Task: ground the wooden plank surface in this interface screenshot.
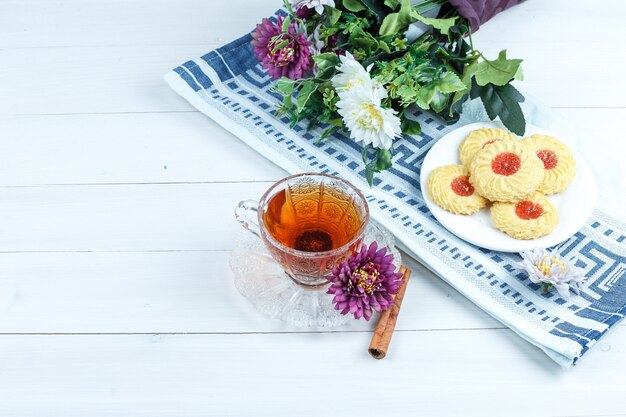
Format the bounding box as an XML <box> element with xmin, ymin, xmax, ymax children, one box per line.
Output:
<box><xmin>0</xmin><ymin>251</ymin><xmax>505</xmax><ymax>333</ymax></box>
<box><xmin>0</xmin><ymin>332</ymin><xmax>624</xmax><ymax>417</ymax></box>
<box><xmin>0</xmin><ymin>113</ymin><xmax>285</xmax><ymax>186</ymax></box>
<box><xmin>0</xmin><ymin>0</ymin><xmax>625</xmax><ymax>415</ymax></box>
<box><xmin>1</xmin><ymin>42</ymin><xmax>623</xmax><ymax>115</ymax></box>
<box><xmin>0</xmin><ymin>109</ymin><xmax>622</xmax><ymax>187</ymax></box>
<box><xmin>0</xmin><ymin>0</ymin><xmax>278</xmax><ymax>48</ymax></box>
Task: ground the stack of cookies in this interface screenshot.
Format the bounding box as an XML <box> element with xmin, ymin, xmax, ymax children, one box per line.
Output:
<box><xmin>427</xmin><ymin>127</ymin><xmax>577</xmax><ymax>240</ymax></box>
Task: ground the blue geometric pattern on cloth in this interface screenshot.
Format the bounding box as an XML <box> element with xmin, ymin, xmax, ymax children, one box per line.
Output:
<box><xmin>165</xmin><ymin>25</ymin><xmax>626</xmax><ymax>368</ymax></box>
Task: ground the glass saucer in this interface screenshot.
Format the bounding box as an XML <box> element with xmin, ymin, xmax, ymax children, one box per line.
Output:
<box><xmin>229</xmin><ymin>221</ymin><xmax>401</xmax><ymax>327</ymax></box>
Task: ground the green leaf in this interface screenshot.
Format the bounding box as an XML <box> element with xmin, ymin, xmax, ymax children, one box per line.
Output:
<box><xmin>282</xmin><ymin>0</ymin><xmax>295</xmax><ymax>14</ymax></box>
<box><xmin>379</xmin><ymin>0</ymin><xmax>412</xmax><ymax>36</ymax></box>
<box><xmin>349</xmin><ymin>27</ymin><xmax>378</xmax><ymax>51</ymax></box>
<box><xmin>478</xmin><ymin>82</ymin><xmax>526</xmax><ymax>135</ymax></box>
<box><xmin>474</xmin><ymin>50</ymin><xmax>523</xmax><ymax>86</ymax></box>
<box><xmin>343</xmin><ymin>0</ymin><xmax>367</xmax><ymax>12</ymax></box>
<box><xmin>513</xmin><ymin>65</ymin><xmax>524</xmax><ymax>82</ymax></box>
<box><xmin>362</xmin><ymin>146</ymin><xmax>370</xmax><ymax>164</ymax></box>
<box><xmin>281</xmin><ymin>16</ymin><xmax>291</xmax><ymax>33</ymax></box>
<box><xmin>362</xmin><ymin>0</ymin><xmax>390</xmax><ymax>23</ymax></box>
<box><xmin>361</xmin><ymin>49</ymin><xmax>405</xmax><ymax>68</ymax></box>
<box><xmin>448</xmin><ymin>93</ymin><xmax>468</xmax><ymax>118</ymax></box>
<box><xmin>316</xmin><ymin>126</ymin><xmax>338</xmax><ymax>143</ymax></box>
<box><xmin>469</xmin><ymin>77</ymin><xmax>481</xmax><ymax>99</ymax></box>
<box><xmin>430</xmin><ymin>90</ymin><xmax>448</xmax><ymax>113</ymax></box>
<box><xmin>377</xmin><ymin>39</ymin><xmax>391</xmax><ymax>53</ymax></box>
<box><xmin>450</xmin><ymin>61</ymin><xmax>477</xmax><ymax>115</ymax></box>
<box><xmin>397</xmin><ymin>84</ymin><xmax>416</xmax><ymax>101</ymax></box>
<box><xmin>384</xmin><ymin>0</ymin><xmax>400</xmax><ymax>10</ymax></box>
<box><xmin>328</xmin><ymin>118</ymin><xmax>344</xmax><ymax>127</ymax></box>
<box><xmin>365</xmin><ymin>166</ymin><xmax>375</xmax><ymax>187</ymax></box>
<box><xmin>415</xmin><ymin>85</ymin><xmax>436</xmax><ymax>109</ymax></box>
<box><xmin>375</xmin><ymin>148</ymin><xmax>393</xmax><ymax>170</ymax></box>
<box><xmin>448</xmin><ymin>22</ymin><xmax>470</xmax><ymax>43</ymax></box>
<box><xmin>315</xmin><ymin>66</ymin><xmax>338</xmax><ymax>81</ymax></box>
<box><xmin>327</xmin><ymin>6</ymin><xmax>342</xmax><ymax>25</ymax></box>
<box><xmin>364</xmin><ymin>147</ymin><xmax>393</xmax><ymax>186</ymax></box>
<box><xmin>434</xmin><ymin>72</ymin><xmax>466</xmax><ymax>93</ymax></box>
<box><xmin>409</xmin><ymin>11</ymin><xmax>457</xmax><ymax>35</ymax></box>
<box><xmin>313</xmin><ymin>53</ymin><xmax>340</xmax><ymax>70</ymax></box>
<box><xmin>275</xmin><ymin>78</ymin><xmax>295</xmax><ymax>96</ymax></box>
<box><xmin>297</xmin><ymin>82</ymin><xmax>317</xmax><ymax>113</ymax></box>
<box><xmin>361</xmin><ymin>145</ymin><xmax>394</xmax><ymax>186</ymax></box>
<box><xmin>282</xmin><ymin>94</ymin><xmax>295</xmax><ymax>111</ymax></box>
<box><xmin>400</xmin><ymin>116</ymin><xmax>421</xmax><ymax>135</ymax></box>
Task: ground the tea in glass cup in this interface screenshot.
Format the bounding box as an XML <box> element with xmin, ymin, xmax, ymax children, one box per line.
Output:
<box><xmin>235</xmin><ymin>173</ymin><xmax>369</xmax><ymax>287</ymax></box>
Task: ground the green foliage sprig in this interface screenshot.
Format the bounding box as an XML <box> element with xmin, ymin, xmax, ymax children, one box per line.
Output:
<box><xmin>272</xmin><ymin>0</ymin><xmax>525</xmax><ymax>185</ymax></box>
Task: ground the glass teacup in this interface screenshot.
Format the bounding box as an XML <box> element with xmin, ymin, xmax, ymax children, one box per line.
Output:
<box><xmin>235</xmin><ymin>173</ymin><xmax>370</xmax><ymax>287</ymax></box>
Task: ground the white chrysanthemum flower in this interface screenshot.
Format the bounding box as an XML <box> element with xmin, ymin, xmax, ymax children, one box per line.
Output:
<box><xmin>517</xmin><ymin>248</ymin><xmax>586</xmax><ymax>297</ymax></box>
<box><xmin>331</xmin><ymin>52</ymin><xmax>385</xmax><ymax>98</ymax></box>
<box><xmin>290</xmin><ymin>0</ymin><xmax>335</xmax><ymax>15</ymax></box>
<box><xmin>336</xmin><ymin>86</ymin><xmax>402</xmax><ymax>150</ymax></box>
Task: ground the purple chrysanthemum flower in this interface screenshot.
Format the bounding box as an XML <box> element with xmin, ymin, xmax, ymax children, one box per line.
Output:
<box><xmin>326</xmin><ymin>242</ymin><xmax>403</xmax><ymax>321</ymax></box>
<box><xmin>250</xmin><ymin>16</ymin><xmax>312</xmax><ymax>80</ymax></box>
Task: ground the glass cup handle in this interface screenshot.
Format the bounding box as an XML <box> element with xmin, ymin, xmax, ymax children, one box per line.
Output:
<box><xmin>235</xmin><ymin>200</ymin><xmax>261</xmax><ymax>237</ymax></box>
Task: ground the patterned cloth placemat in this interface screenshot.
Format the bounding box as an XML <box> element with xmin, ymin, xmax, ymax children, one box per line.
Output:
<box><xmin>164</xmin><ymin>25</ymin><xmax>626</xmax><ymax>368</ymax></box>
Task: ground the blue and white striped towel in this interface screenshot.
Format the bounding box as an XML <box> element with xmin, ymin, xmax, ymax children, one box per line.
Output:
<box><xmin>164</xmin><ymin>25</ymin><xmax>626</xmax><ymax>368</ymax></box>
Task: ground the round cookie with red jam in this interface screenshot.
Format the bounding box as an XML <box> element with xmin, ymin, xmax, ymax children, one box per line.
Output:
<box><xmin>459</xmin><ymin>128</ymin><xmax>514</xmax><ymax>168</ymax></box>
<box><xmin>523</xmin><ymin>134</ymin><xmax>576</xmax><ymax>195</ymax></box>
<box><xmin>427</xmin><ymin>165</ymin><xmax>488</xmax><ymax>215</ymax></box>
<box><xmin>491</xmin><ymin>192</ymin><xmax>558</xmax><ymax>239</ymax></box>
<box><xmin>469</xmin><ymin>140</ymin><xmax>543</xmax><ymax>202</ymax></box>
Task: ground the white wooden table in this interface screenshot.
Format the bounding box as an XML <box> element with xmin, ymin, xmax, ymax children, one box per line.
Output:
<box><xmin>1</xmin><ymin>1</ymin><xmax>625</xmax><ymax>415</ymax></box>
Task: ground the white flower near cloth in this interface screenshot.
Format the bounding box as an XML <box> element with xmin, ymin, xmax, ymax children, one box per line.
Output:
<box><xmin>332</xmin><ymin>52</ymin><xmax>384</xmax><ymax>97</ymax></box>
<box><xmin>290</xmin><ymin>0</ymin><xmax>335</xmax><ymax>15</ymax></box>
<box><xmin>517</xmin><ymin>248</ymin><xmax>586</xmax><ymax>298</ymax></box>
<box><xmin>332</xmin><ymin>52</ymin><xmax>401</xmax><ymax>150</ymax></box>
<box><xmin>336</xmin><ymin>85</ymin><xmax>402</xmax><ymax>150</ymax></box>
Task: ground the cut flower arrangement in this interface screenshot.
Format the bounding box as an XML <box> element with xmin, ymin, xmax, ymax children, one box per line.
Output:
<box><xmin>252</xmin><ymin>0</ymin><xmax>526</xmax><ymax>184</ymax></box>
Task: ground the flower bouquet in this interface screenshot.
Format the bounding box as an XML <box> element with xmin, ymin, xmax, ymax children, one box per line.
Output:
<box><xmin>251</xmin><ymin>0</ymin><xmax>525</xmax><ymax>184</ymax></box>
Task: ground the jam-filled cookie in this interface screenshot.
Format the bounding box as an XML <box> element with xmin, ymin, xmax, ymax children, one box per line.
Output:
<box><xmin>491</xmin><ymin>192</ymin><xmax>558</xmax><ymax>240</ymax></box>
<box><xmin>523</xmin><ymin>134</ymin><xmax>576</xmax><ymax>195</ymax></box>
<box><xmin>427</xmin><ymin>165</ymin><xmax>489</xmax><ymax>215</ymax></box>
<box><xmin>459</xmin><ymin>128</ymin><xmax>514</xmax><ymax>168</ymax></box>
<box><xmin>469</xmin><ymin>140</ymin><xmax>543</xmax><ymax>202</ymax></box>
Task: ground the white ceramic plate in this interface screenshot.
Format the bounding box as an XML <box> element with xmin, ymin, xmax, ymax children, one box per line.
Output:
<box><xmin>420</xmin><ymin>121</ymin><xmax>596</xmax><ymax>252</ymax></box>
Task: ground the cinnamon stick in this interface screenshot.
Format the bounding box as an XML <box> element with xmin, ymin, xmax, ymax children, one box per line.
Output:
<box><xmin>368</xmin><ymin>265</ymin><xmax>411</xmax><ymax>359</ymax></box>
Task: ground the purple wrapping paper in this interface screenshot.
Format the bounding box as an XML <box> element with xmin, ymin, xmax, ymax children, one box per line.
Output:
<box><xmin>448</xmin><ymin>0</ymin><xmax>526</xmax><ymax>30</ymax></box>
